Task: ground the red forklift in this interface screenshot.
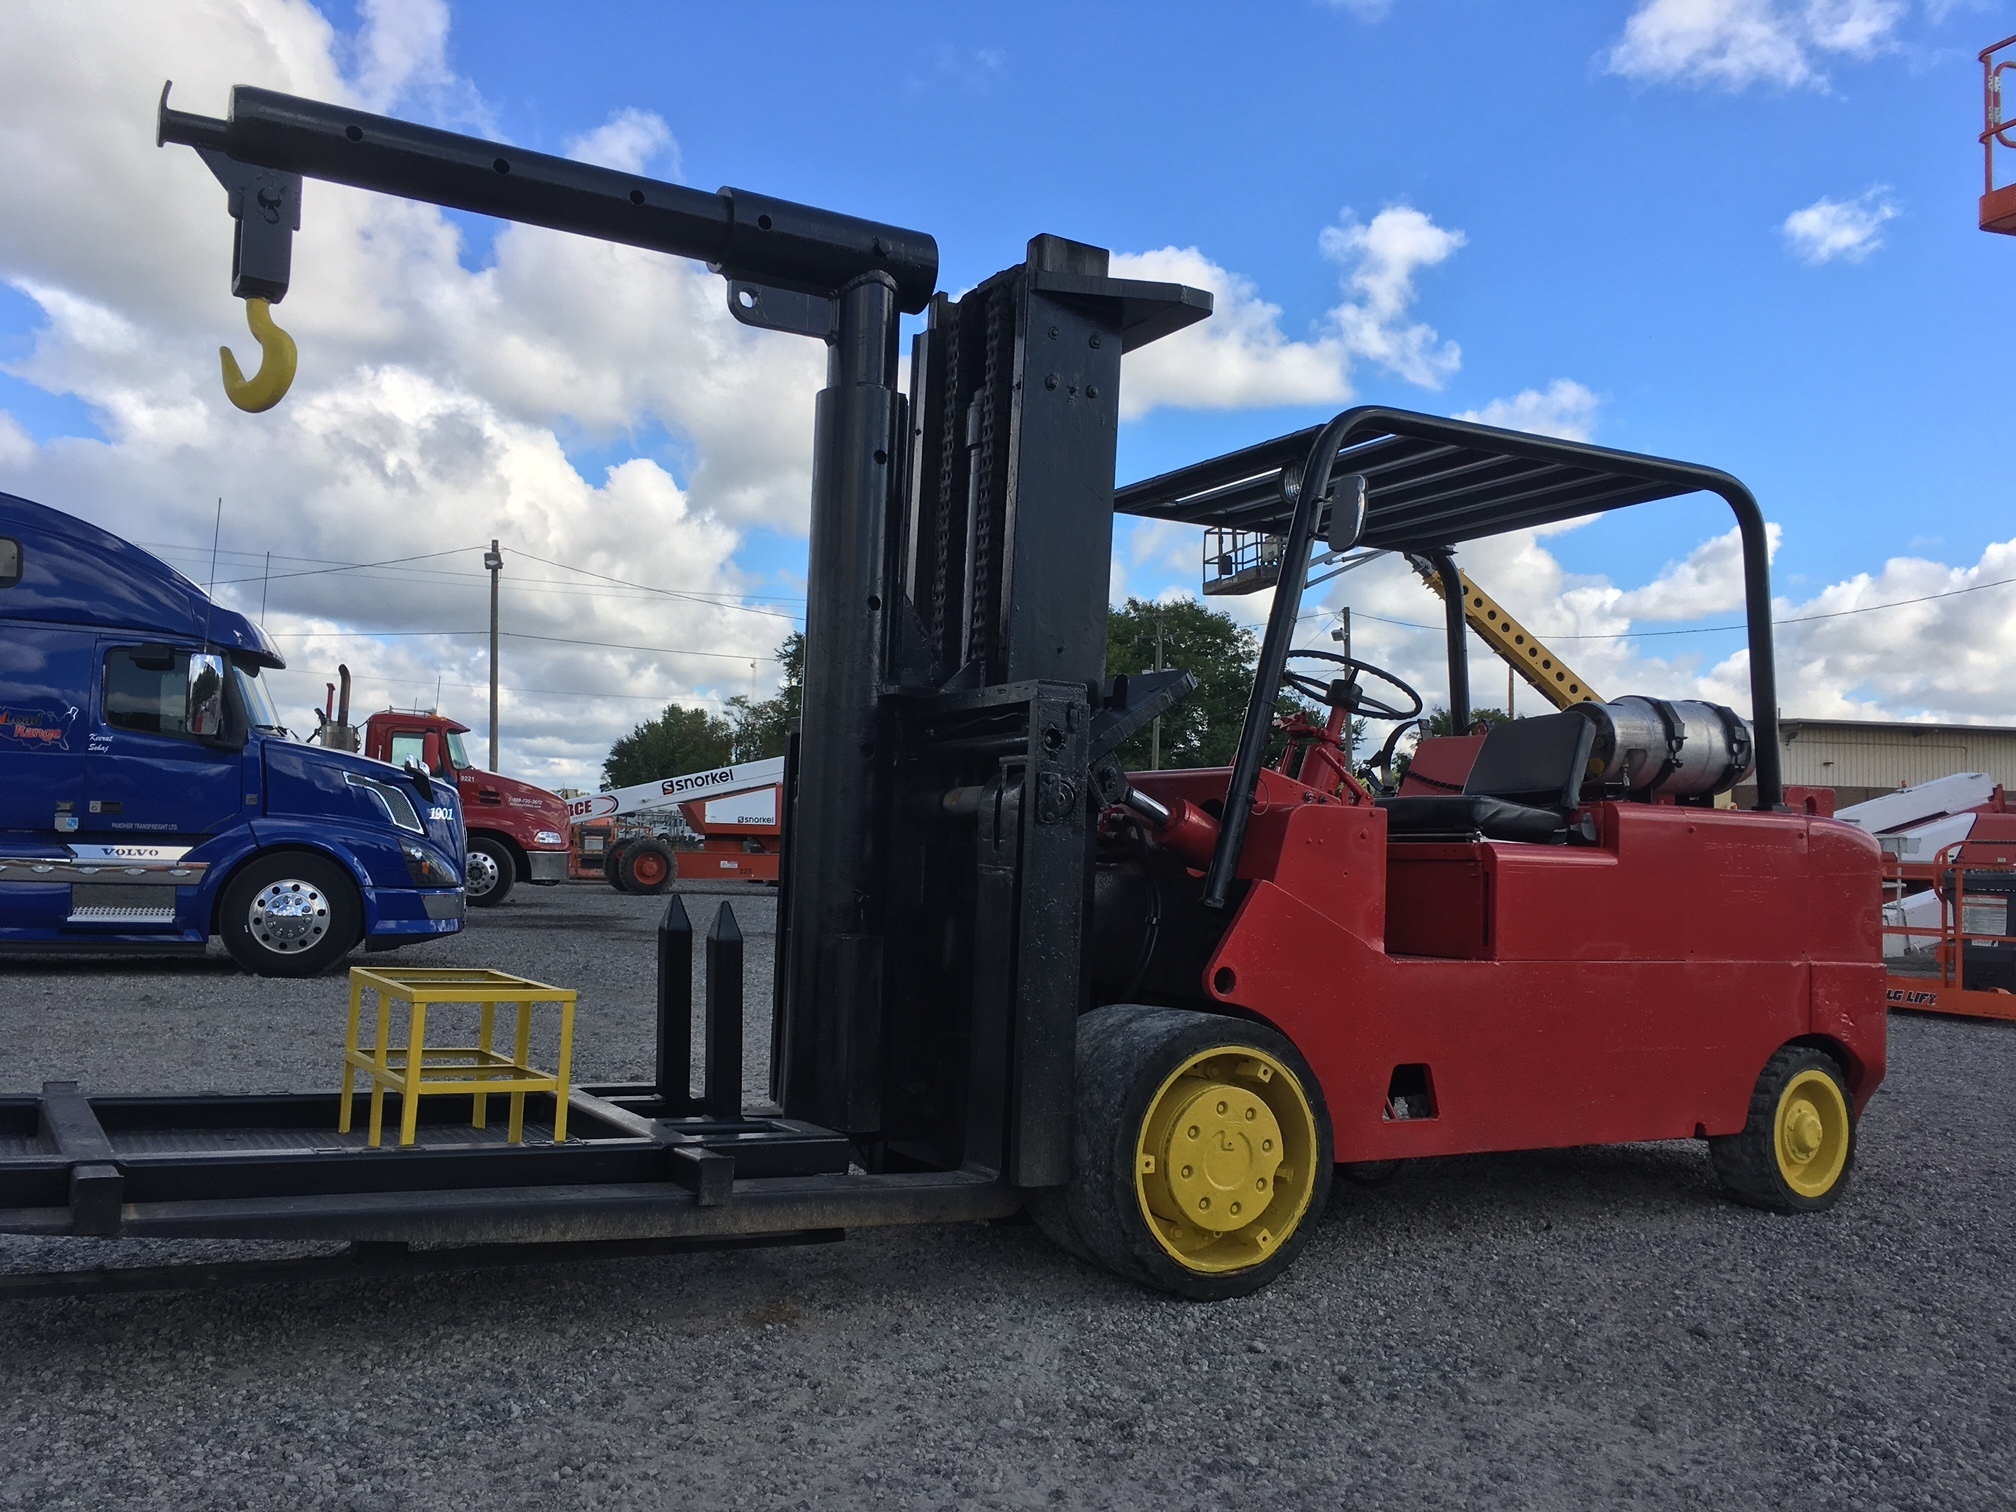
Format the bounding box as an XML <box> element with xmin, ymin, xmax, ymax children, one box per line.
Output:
<box><xmin>0</xmin><ymin>85</ymin><xmax>1883</xmax><ymax>1301</ymax></box>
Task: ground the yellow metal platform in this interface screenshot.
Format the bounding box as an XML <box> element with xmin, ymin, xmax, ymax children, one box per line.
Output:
<box><xmin>340</xmin><ymin>967</ymin><xmax>578</xmax><ymax>1149</ymax></box>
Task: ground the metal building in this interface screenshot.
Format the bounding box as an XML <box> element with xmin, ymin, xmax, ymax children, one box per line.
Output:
<box><xmin>1743</xmin><ymin>718</ymin><xmax>2016</xmax><ymax>807</ymax></box>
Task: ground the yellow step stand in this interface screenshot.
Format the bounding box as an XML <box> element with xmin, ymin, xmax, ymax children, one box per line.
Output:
<box><xmin>340</xmin><ymin>967</ymin><xmax>578</xmax><ymax>1149</ymax></box>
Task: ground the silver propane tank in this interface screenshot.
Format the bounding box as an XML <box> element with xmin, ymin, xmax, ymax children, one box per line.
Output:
<box><xmin>1573</xmin><ymin>696</ymin><xmax>1756</xmax><ymax>799</ymax></box>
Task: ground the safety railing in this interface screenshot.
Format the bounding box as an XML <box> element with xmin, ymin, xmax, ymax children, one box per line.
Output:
<box><xmin>1981</xmin><ymin>33</ymin><xmax>2016</xmax><ymax>234</ymax></box>
<box><xmin>1202</xmin><ymin>528</ymin><xmax>1285</xmax><ymax>596</ymax></box>
<box><xmin>1881</xmin><ymin>842</ymin><xmax>2016</xmax><ymax>996</ymax></box>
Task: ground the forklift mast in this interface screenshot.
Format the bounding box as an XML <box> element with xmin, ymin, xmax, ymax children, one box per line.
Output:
<box><xmin>777</xmin><ymin>235</ymin><xmax>1210</xmax><ymax>1179</ymax></box>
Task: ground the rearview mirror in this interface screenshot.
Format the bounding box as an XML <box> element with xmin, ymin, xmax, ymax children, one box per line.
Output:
<box><xmin>186</xmin><ymin>653</ymin><xmax>226</xmax><ymax>739</ymax></box>
<box><xmin>1326</xmin><ymin>474</ymin><xmax>1368</xmax><ymax>554</ymax></box>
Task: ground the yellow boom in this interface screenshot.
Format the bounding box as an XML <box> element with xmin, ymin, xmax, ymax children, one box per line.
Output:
<box><xmin>1415</xmin><ymin>564</ymin><xmax>1602</xmax><ymax>710</ymax></box>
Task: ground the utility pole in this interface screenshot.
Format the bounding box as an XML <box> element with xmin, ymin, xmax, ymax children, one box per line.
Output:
<box><xmin>484</xmin><ymin>539</ymin><xmax>503</xmax><ymax>769</ymax></box>
<box><xmin>1150</xmin><ymin>612</ymin><xmax>1165</xmax><ymax>770</ymax></box>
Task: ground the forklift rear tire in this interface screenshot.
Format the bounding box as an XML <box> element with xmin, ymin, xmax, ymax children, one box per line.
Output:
<box><xmin>1033</xmin><ymin>1004</ymin><xmax>1332</xmax><ymax>1301</ymax></box>
<box><xmin>1709</xmin><ymin>1045</ymin><xmax>1856</xmax><ymax>1213</ymax></box>
<box><xmin>217</xmin><ymin>852</ymin><xmax>362</xmax><ymax>978</ymax></box>
<box><xmin>603</xmin><ymin>839</ymin><xmax>634</xmax><ymax>892</ymax></box>
<box><xmin>617</xmin><ymin>839</ymin><xmax>676</xmax><ymax>895</ymax></box>
<box><xmin>465</xmin><ymin>836</ymin><xmax>516</xmax><ymax>908</ymax></box>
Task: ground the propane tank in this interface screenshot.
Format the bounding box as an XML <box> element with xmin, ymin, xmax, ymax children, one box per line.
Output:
<box><xmin>1574</xmin><ymin>696</ymin><xmax>1754</xmax><ymax>799</ymax></box>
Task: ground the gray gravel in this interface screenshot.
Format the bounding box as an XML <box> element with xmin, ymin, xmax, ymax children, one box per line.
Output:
<box><xmin>2</xmin><ymin>882</ymin><xmax>2014</xmax><ymax>1510</ymax></box>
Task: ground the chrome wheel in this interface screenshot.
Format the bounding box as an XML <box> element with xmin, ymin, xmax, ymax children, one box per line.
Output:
<box><xmin>465</xmin><ymin>846</ymin><xmax>501</xmax><ymax>899</ymax></box>
<box><xmin>247</xmin><ymin>878</ymin><xmax>331</xmax><ymax>955</ymax></box>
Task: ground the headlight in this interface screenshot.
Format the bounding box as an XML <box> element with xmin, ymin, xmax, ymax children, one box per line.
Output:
<box><xmin>534</xmin><ymin>830</ymin><xmax>565</xmax><ymax>847</ymax></box>
<box><xmin>401</xmin><ymin>842</ymin><xmax>459</xmax><ymax>887</ymax></box>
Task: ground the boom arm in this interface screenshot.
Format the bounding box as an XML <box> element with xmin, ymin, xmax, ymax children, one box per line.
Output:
<box><xmin>1409</xmin><ymin>557</ymin><xmax>1602</xmax><ymax>710</ymax></box>
<box><xmin>567</xmin><ymin>758</ymin><xmax>785</xmax><ymax>823</ymax></box>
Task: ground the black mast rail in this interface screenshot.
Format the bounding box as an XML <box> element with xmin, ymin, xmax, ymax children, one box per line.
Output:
<box><xmin>157</xmin><ymin>85</ymin><xmax>937</xmax><ymax>310</ymax></box>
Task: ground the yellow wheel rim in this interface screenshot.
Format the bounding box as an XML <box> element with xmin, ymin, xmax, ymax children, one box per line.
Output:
<box><xmin>1773</xmin><ymin>1068</ymin><xmax>1850</xmax><ymax>1199</ymax></box>
<box><xmin>1134</xmin><ymin>1045</ymin><xmax>1319</xmax><ymax>1275</ymax></box>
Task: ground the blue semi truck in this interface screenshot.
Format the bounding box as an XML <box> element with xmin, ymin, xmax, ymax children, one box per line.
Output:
<box><xmin>0</xmin><ymin>491</ymin><xmax>466</xmax><ymax>976</ymax></box>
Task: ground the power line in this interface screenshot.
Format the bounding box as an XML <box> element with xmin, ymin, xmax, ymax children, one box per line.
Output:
<box><xmin>259</xmin><ymin>626</ymin><xmax>782</xmax><ymax>664</ymax></box>
<box><xmin>511</xmin><ymin>547</ymin><xmax>801</xmax><ymax>620</ymax></box>
<box><xmin>159</xmin><ymin>537</ymin><xmax>810</xmax><ymax>615</ymax></box>
<box><xmin>1323</xmin><ymin>573</ymin><xmax>2016</xmax><ymax>640</ymax></box>
<box><xmin>209</xmin><ymin>545</ymin><xmax>485</xmax><ymax>588</ymax></box>
<box><xmin>270</xmin><ymin>669</ymin><xmax>721</xmax><ymax>705</ymax></box>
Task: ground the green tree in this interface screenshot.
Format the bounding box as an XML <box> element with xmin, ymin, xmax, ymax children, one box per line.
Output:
<box><xmin>603</xmin><ymin>703</ymin><xmax>734</xmax><ymax>789</ymax></box>
<box><xmin>725</xmin><ymin>632</ymin><xmax>804</xmax><ymax>761</ymax></box>
<box><xmin>1387</xmin><ymin>705</ymin><xmax>1512</xmax><ymax>785</ymax></box>
<box><xmin>1425</xmin><ymin>705</ymin><xmax>1512</xmax><ymax>738</ymax></box>
<box><xmin>1105</xmin><ymin>597</ymin><xmax>1263</xmax><ymax>770</ymax></box>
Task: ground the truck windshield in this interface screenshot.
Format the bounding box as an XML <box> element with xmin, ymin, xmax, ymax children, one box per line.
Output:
<box><xmin>444</xmin><ymin>730</ymin><xmax>472</xmax><ymax>769</ymax></box>
<box><xmin>230</xmin><ymin>662</ymin><xmax>289</xmax><ymax>738</ymax></box>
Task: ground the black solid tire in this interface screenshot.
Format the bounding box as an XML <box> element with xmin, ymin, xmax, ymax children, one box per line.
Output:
<box><xmin>1709</xmin><ymin>1045</ymin><xmax>1857</xmax><ymax>1214</ymax></box>
<box><xmin>1031</xmin><ymin>1004</ymin><xmax>1334</xmax><ymax>1301</ymax></box>
<box><xmin>217</xmin><ymin>851</ymin><xmax>363</xmax><ymax>978</ymax></box>
<box><xmin>617</xmin><ymin>839</ymin><xmax>676</xmax><ymax>895</ymax></box>
<box><xmin>603</xmin><ymin>838</ymin><xmax>635</xmax><ymax>892</ymax></box>
<box><xmin>465</xmin><ymin>835</ymin><xmax>516</xmax><ymax>908</ymax></box>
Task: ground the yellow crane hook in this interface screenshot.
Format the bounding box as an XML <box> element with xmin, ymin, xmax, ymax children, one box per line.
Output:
<box><xmin>219</xmin><ymin>297</ymin><xmax>297</xmax><ymax>413</ymax></box>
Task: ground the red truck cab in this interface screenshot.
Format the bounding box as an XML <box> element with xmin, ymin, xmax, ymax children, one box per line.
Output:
<box><xmin>361</xmin><ymin>710</ymin><xmax>571</xmax><ymax>907</ymax></box>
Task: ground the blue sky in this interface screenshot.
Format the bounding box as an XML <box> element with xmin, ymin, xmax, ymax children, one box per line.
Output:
<box><xmin>325</xmin><ymin>0</ymin><xmax>2014</xmax><ymax>589</ymax></box>
<box><xmin>2</xmin><ymin>1</ymin><xmax>2013</xmax><ymax>784</ymax></box>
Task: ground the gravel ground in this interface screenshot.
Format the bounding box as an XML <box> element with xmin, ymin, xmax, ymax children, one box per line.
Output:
<box><xmin>2</xmin><ymin>882</ymin><xmax>2013</xmax><ymax>1511</ymax></box>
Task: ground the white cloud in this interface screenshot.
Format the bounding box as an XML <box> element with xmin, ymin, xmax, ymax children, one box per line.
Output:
<box><xmin>0</xmin><ymin>411</ymin><xmax>31</xmax><ymax>468</ymax></box>
<box><xmin>1325</xmin><ymin>0</ymin><xmax>1395</xmax><ymax>18</ymax></box>
<box><xmin>1763</xmin><ymin>538</ymin><xmax>2016</xmax><ymax>720</ymax></box>
<box><xmin>565</xmin><ymin>108</ymin><xmax>680</xmax><ymax>179</ymax></box>
<box><xmin>1605</xmin><ymin>0</ymin><xmax>1905</xmax><ymax>91</ymax></box>
<box><xmin>1606</xmin><ymin>523</ymin><xmax>1782</xmax><ymax>621</ymax></box>
<box><xmin>1111</xmin><ymin>247</ymin><xmax>1352</xmax><ymax>419</ymax></box>
<box><xmin>1457</xmin><ymin>379</ymin><xmax>1601</xmax><ymax>442</ymax></box>
<box><xmin>0</xmin><ymin>0</ymin><xmax>816</xmax><ymax>787</ymax></box>
<box><xmin>1802</xmin><ymin>0</ymin><xmax>1907</xmax><ymax>56</ymax></box>
<box><xmin>1116</xmin><ymin>205</ymin><xmax>1465</xmax><ymax>419</ymax></box>
<box><xmin>1321</xmin><ymin>208</ymin><xmax>1465</xmax><ymax>388</ymax></box>
<box><xmin>1284</xmin><ymin>522</ymin><xmax>2016</xmax><ymax>730</ymax></box>
<box><xmin>1782</xmin><ymin>188</ymin><xmax>1899</xmax><ymax>264</ymax></box>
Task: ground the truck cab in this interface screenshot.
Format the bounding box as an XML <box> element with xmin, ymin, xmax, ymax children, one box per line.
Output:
<box><xmin>361</xmin><ymin>710</ymin><xmax>570</xmax><ymax>907</ymax></box>
<box><xmin>0</xmin><ymin>492</ymin><xmax>467</xmax><ymax>976</ymax></box>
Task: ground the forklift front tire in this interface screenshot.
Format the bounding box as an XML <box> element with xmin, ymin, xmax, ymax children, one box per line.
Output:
<box><xmin>1709</xmin><ymin>1045</ymin><xmax>1856</xmax><ymax>1213</ymax></box>
<box><xmin>1035</xmin><ymin>1004</ymin><xmax>1332</xmax><ymax>1301</ymax></box>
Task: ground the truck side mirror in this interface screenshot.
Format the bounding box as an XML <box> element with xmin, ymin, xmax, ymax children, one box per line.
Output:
<box><xmin>186</xmin><ymin>653</ymin><xmax>228</xmax><ymax>741</ymax></box>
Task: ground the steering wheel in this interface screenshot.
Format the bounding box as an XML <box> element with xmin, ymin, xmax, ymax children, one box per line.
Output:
<box><xmin>1280</xmin><ymin>649</ymin><xmax>1422</xmax><ymax>721</ymax></box>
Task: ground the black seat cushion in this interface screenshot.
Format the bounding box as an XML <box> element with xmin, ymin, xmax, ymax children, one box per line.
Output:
<box><xmin>1378</xmin><ymin>715</ymin><xmax>1599</xmax><ymax>843</ymax></box>
<box><xmin>1461</xmin><ymin>712</ymin><xmax>1598</xmax><ymax>810</ymax></box>
<box><xmin>1378</xmin><ymin>794</ymin><xmax>1565</xmax><ymax>843</ymax></box>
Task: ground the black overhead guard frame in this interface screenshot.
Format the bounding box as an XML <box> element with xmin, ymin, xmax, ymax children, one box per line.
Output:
<box><xmin>1113</xmin><ymin>406</ymin><xmax>1786</xmax><ymax>906</ymax></box>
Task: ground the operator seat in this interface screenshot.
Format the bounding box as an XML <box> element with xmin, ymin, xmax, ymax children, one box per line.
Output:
<box><xmin>1377</xmin><ymin>712</ymin><xmax>1597</xmax><ymax>844</ymax></box>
